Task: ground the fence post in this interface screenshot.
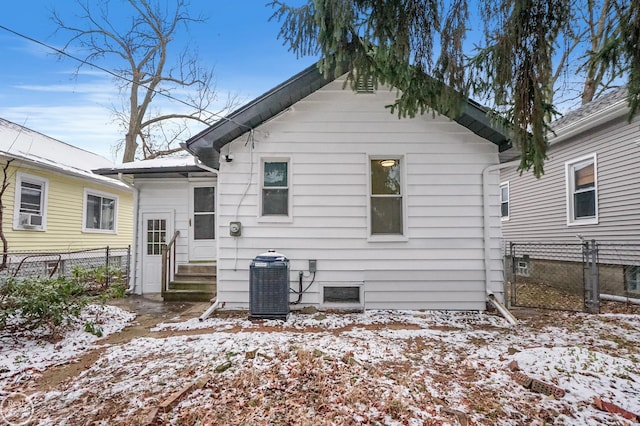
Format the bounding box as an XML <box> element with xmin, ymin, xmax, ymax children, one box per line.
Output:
<box><xmin>126</xmin><ymin>245</ymin><xmax>131</xmax><ymax>291</ymax></box>
<box><xmin>509</xmin><ymin>242</ymin><xmax>515</xmax><ymax>306</ymax></box>
<box><xmin>105</xmin><ymin>246</ymin><xmax>110</xmax><ymax>288</ymax></box>
<box><xmin>588</xmin><ymin>240</ymin><xmax>600</xmax><ymax>313</ymax></box>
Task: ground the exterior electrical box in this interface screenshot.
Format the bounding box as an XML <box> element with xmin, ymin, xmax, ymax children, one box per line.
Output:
<box><xmin>249</xmin><ymin>250</ymin><xmax>290</xmax><ymax>320</ymax></box>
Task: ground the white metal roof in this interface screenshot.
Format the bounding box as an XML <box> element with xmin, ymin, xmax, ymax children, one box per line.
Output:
<box><xmin>0</xmin><ymin>118</ymin><xmax>129</xmax><ymax>190</ymax></box>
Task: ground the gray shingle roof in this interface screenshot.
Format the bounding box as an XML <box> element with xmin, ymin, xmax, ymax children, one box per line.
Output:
<box><xmin>552</xmin><ymin>87</ymin><xmax>628</xmax><ymax>131</ymax></box>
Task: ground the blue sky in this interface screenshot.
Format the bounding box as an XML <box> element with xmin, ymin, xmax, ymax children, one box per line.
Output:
<box><xmin>0</xmin><ymin>1</ymin><xmax>313</xmax><ymax>161</ymax></box>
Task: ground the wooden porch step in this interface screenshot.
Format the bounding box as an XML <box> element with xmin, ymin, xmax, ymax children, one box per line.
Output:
<box><xmin>176</xmin><ymin>264</ymin><xmax>216</xmax><ymax>275</ymax></box>
<box><xmin>163</xmin><ymin>289</ymin><xmax>215</xmax><ymax>302</ymax></box>
<box><xmin>163</xmin><ymin>263</ymin><xmax>217</xmax><ymax>302</ymax></box>
<box><xmin>168</xmin><ymin>281</ymin><xmax>216</xmax><ymax>292</ymax></box>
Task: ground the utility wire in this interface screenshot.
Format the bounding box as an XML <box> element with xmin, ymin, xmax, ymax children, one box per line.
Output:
<box><xmin>0</xmin><ymin>24</ymin><xmax>252</xmax><ymax>131</ymax></box>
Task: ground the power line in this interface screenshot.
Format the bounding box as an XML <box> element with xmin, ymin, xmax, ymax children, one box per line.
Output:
<box><xmin>0</xmin><ymin>24</ymin><xmax>252</xmax><ymax>131</ymax></box>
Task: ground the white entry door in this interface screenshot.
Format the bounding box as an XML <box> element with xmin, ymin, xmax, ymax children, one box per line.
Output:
<box><xmin>189</xmin><ymin>184</ymin><xmax>216</xmax><ymax>261</ymax></box>
<box><xmin>142</xmin><ymin>212</ymin><xmax>172</xmax><ymax>293</ymax></box>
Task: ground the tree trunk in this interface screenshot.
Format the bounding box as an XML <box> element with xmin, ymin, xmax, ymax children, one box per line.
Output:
<box><xmin>122</xmin><ymin>133</ymin><xmax>138</xmax><ymax>163</ymax></box>
<box><xmin>582</xmin><ymin>79</ymin><xmax>597</xmax><ymax>104</ymax></box>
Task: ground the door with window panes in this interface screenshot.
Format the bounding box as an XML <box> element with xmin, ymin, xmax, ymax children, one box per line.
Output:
<box><xmin>188</xmin><ymin>184</ymin><xmax>216</xmax><ymax>261</ymax></box>
<box><xmin>142</xmin><ymin>212</ymin><xmax>171</xmax><ymax>293</ymax></box>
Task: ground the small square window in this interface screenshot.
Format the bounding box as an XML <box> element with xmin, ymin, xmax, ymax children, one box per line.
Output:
<box><xmin>626</xmin><ymin>266</ymin><xmax>640</xmax><ymax>293</ymax></box>
<box><xmin>516</xmin><ymin>259</ymin><xmax>530</xmax><ymax>277</ymax></box>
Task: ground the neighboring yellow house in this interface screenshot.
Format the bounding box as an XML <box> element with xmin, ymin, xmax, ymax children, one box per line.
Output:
<box><xmin>0</xmin><ymin>118</ymin><xmax>133</xmax><ymax>254</ymax></box>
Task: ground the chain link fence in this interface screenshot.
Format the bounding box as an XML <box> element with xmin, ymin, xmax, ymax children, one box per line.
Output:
<box><xmin>505</xmin><ymin>242</ymin><xmax>589</xmax><ymax>312</ymax></box>
<box><xmin>595</xmin><ymin>243</ymin><xmax>640</xmax><ymax>297</ymax></box>
<box><xmin>505</xmin><ymin>240</ymin><xmax>640</xmax><ymax>313</ymax></box>
<box><xmin>0</xmin><ymin>246</ymin><xmax>130</xmax><ymax>290</ymax></box>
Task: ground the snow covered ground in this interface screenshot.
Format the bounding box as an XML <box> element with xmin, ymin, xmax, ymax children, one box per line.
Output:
<box><xmin>1</xmin><ymin>305</ymin><xmax>639</xmax><ymax>425</ymax></box>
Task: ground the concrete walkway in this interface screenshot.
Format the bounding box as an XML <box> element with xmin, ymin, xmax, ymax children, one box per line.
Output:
<box><xmin>109</xmin><ymin>294</ymin><xmax>211</xmax><ymax>322</ymax></box>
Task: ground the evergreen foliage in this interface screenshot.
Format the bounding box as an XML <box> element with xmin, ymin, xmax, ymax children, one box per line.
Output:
<box><xmin>270</xmin><ymin>0</ymin><xmax>640</xmax><ymax>177</ymax></box>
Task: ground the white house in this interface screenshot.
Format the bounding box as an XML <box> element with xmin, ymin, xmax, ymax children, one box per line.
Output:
<box><xmin>179</xmin><ymin>64</ymin><xmax>513</xmax><ymax>311</ymax></box>
<box><xmin>94</xmin><ymin>156</ymin><xmax>217</xmax><ymax>301</ymax></box>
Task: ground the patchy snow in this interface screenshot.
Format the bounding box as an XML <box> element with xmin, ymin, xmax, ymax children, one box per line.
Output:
<box><xmin>0</xmin><ymin>304</ymin><xmax>135</xmax><ymax>385</ymax></box>
<box><xmin>1</xmin><ymin>307</ymin><xmax>639</xmax><ymax>425</ymax></box>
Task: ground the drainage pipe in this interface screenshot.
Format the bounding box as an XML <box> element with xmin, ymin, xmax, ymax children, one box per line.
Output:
<box><xmin>487</xmin><ymin>294</ymin><xmax>518</xmax><ymax>325</ymax></box>
<box><xmin>199</xmin><ymin>298</ymin><xmax>220</xmax><ymax>321</ymax></box>
<box><xmin>482</xmin><ymin>160</ymin><xmax>520</xmax><ymax>324</ymax></box>
<box><xmin>600</xmin><ymin>293</ymin><xmax>640</xmax><ymax>305</ymax></box>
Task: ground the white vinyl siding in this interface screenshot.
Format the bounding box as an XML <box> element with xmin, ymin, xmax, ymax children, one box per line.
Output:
<box><xmin>500</xmin><ymin>181</ymin><xmax>509</xmax><ymax>221</ymax></box>
<box><xmin>215</xmin><ymin>77</ymin><xmax>502</xmax><ymax>310</ymax></box>
<box><xmin>13</xmin><ymin>172</ymin><xmax>48</xmax><ymax>231</ymax></box>
<box><xmin>83</xmin><ymin>189</ymin><xmax>118</xmax><ymax>233</ymax></box>
<box><xmin>566</xmin><ymin>153</ymin><xmax>598</xmax><ymax>226</ymax></box>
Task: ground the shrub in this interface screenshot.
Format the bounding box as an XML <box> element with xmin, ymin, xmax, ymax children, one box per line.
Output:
<box><xmin>0</xmin><ymin>276</ymin><xmax>88</xmax><ymax>338</ymax></box>
<box><xmin>72</xmin><ymin>265</ymin><xmax>127</xmax><ymax>296</ymax></box>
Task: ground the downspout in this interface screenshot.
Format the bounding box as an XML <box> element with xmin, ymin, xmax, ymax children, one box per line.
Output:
<box><xmin>117</xmin><ymin>173</ymin><xmax>139</xmax><ymax>294</ymax></box>
<box><xmin>482</xmin><ymin>160</ymin><xmax>520</xmax><ymax>325</ymax></box>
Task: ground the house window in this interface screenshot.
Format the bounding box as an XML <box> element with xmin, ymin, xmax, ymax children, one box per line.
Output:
<box><xmin>193</xmin><ymin>186</ymin><xmax>215</xmax><ymax>240</ymax></box>
<box><xmin>146</xmin><ymin>219</ymin><xmax>166</xmax><ymax>255</ymax></box>
<box><xmin>500</xmin><ymin>182</ymin><xmax>509</xmax><ymax>220</ymax></box>
<box><xmin>14</xmin><ymin>172</ymin><xmax>47</xmax><ymax>230</ymax></box>
<box><xmin>516</xmin><ymin>259</ymin><xmax>530</xmax><ymax>277</ymax></box>
<box><xmin>261</xmin><ymin>160</ymin><xmax>289</xmax><ymax>216</ymax></box>
<box><xmin>566</xmin><ymin>154</ymin><xmax>598</xmax><ymax>225</ymax></box>
<box><xmin>370</xmin><ymin>159</ymin><xmax>403</xmax><ymax>235</ymax></box>
<box><xmin>84</xmin><ymin>189</ymin><xmax>117</xmax><ymax>232</ymax></box>
<box><xmin>626</xmin><ymin>266</ymin><xmax>640</xmax><ymax>293</ymax></box>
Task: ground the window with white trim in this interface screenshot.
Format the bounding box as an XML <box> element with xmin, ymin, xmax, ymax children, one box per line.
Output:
<box><xmin>370</xmin><ymin>158</ymin><xmax>403</xmax><ymax>235</ymax></box>
<box><xmin>566</xmin><ymin>154</ymin><xmax>598</xmax><ymax>225</ymax></box>
<box><xmin>83</xmin><ymin>189</ymin><xmax>117</xmax><ymax>232</ymax></box>
<box><xmin>500</xmin><ymin>182</ymin><xmax>509</xmax><ymax>220</ymax></box>
<box><xmin>13</xmin><ymin>172</ymin><xmax>47</xmax><ymax>231</ymax></box>
<box><xmin>261</xmin><ymin>160</ymin><xmax>289</xmax><ymax>216</ymax></box>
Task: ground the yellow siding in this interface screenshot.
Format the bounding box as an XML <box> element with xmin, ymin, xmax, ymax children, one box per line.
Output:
<box><xmin>1</xmin><ymin>162</ymin><xmax>133</xmax><ymax>252</ymax></box>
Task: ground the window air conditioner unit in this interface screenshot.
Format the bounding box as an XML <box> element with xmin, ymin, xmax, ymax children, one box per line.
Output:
<box><xmin>19</xmin><ymin>213</ymin><xmax>43</xmax><ymax>227</ymax></box>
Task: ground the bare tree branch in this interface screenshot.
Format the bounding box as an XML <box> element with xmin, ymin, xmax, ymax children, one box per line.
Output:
<box><xmin>53</xmin><ymin>0</ymin><xmax>237</xmax><ymax>162</ymax></box>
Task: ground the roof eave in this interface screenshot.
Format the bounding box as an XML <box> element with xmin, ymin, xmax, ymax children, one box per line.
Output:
<box><xmin>183</xmin><ymin>62</ymin><xmax>335</xmax><ymax>168</ymax></box>
<box><xmin>184</xmin><ymin>63</ymin><xmax>513</xmax><ymax>167</ymax></box>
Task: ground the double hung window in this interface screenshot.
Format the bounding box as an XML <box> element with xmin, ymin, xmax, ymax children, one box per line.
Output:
<box><xmin>370</xmin><ymin>159</ymin><xmax>403</xmax><ymax>235</ymax></box>
<box><xmin>566</xmin><ymin>154</ymin><xmax>598</xmax><ymax>225</ymax></box>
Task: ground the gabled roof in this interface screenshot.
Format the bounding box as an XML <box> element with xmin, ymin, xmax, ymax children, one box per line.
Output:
<box><xmin>0</xmin><ymin>118</ymin><xmax>129</xmax><ymax>190</ymax></box>
<box><xmin>182</xmin><ymin>63</ymin><xmax>513</xmax><ymax>169</ymax></box>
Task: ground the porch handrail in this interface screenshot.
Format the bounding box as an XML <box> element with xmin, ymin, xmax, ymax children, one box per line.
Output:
<box><xmin>161</xmin><ymin>230</ymin><xmax>180</xmax><ymax>296</ymax></box>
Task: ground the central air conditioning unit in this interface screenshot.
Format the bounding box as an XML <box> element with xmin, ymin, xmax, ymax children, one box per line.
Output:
<box><xmin>249</xmin><ymin>250</ymin><xmax>290</xmax><ymax>321</ymax></box>
<box><xmin>19</xmin><ymin>213</ymin><xmax>43</xmax><ymax>227</ymax></box>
